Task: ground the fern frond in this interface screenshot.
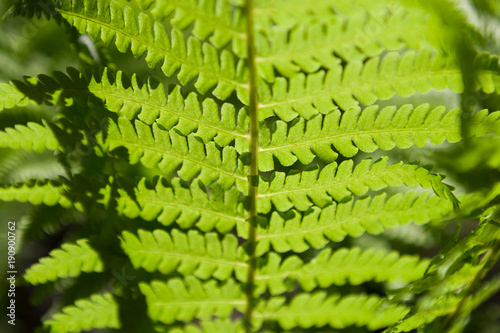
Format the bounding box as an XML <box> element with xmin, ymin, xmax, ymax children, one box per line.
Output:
<box><xmin>259</xmin><ymin>106</ymin><xmax>500</xmax><ymax>169</ymax></box>
<box><xmin>259</xmin><ymin>105</ymin><xmax>448</xmax><ymax>169</ymax></box>
<box><xmin>257</xmin><ymin>157</ymin><xmax>457</xmax><ymax>214</ymax></box>
<box><xmin>463</xmin><ymin>274</ymin><xmax>500</xmax><ymax>317</ymax></box>
<box><xmin>140</xmin><ymin>277</ymin><xmax>244</xmax><ymax>324</ymax></box>
<box><xmin>115</xmin><ymin>177</ymin><xmax>245</xmax><ymax>233</ymax></box>
<box><xmin>388</xmin><ymin>213</ymin><xmax>500</xmax><ymax>332</ymax></box>
<box><xmin>136</xmin><ymin>0</ymin><xmax>247</xmax><ymax>58</ymax></box>
<box><xmin>255</xmin><ymin>10</ymin><xmax>437</xmax><ymax>81</ymax></box>
<box><xmin>121</xmin><ymin>229</ymin><xmax>248</xmax><ymax>281</ymax></box>
<box><xmin>389</xmin><ymin>293</ymin><xmax>463</xmax><ymax>332</ymax></box>
<box><xmin>5</xmin><ymin>68</ymin><xmax>94</xmax><ymax>107</ymax></box>
<box><xmin>0</xmin><ymin>120</ymin><xmax>60</xmax><ymax>152</ymax></box>
<box><xmin>255</xmin><ymin>292</ymin><xmax>409</xmax><ymax>330</ymax></box>
<box><xmin>255</xmin><ymin>247</ymin><xmax>429</xmax><ymax>295</ymax></box>
<box><xmin>253</xmin><ymin>0</ymin><xmax>399</xmax><ymax>30</ymax></box>
<box><xmin>103</xmin><ymin>117</ymin><xmax>248</xmax><ymax>189</ymax></box>
<box><xmin>470</xmin><ymin>109</ymin><xmax>500</xmax><ymax>136</ymax></box>
<box><xmin>57</xmin><ymin>0</ymin><xmax>249</xmax><ymax>101</ymax></box>
<box><xmin>90</xmin><ymin>70</ymin><xmax>249</xmax><ymax>149</ymax></box>
<box><xmin>169</xmin><ymin>319</ymin><xmax>244</xmax><ymax>333</ymax></box>
<box><xmin>0</xmin><ymin>150</ymin><xmax>66</xmax><ymax>184</ymax></box>
<box><xmin>253</xmin><ymin>191</ymin><xmax>453</xmax><ymax>254</ymax></box>
<box><xmin>257</xmin><ymin>50</ymin><xmax>500</xmax><ymax>121</ymax></box>
<box><xmin>44</xmin><ymin>293</ymin><xmax>120</xmax><ymax>333</ymax></box>
<box><xmin>0</xmin><ymin>82</ymin><xmax>26</xmax><ymax>111</ymax></box>
<box><xmin>24</xmin><ymin>239</ymin><xmax>104</xmax><ymax>285</ymax></box>
<box><xmin>0</xmin><ymin>179</ymin><xmax>73</xmax><ymax>208</ymax></box>
<box><xmin>20</xmin><ymin>204</ymin><xmax>81</xmax><ymax>241</ymax></box>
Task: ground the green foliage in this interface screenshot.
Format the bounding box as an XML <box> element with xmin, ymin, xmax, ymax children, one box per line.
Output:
<box><xmin>1</xmin><ymin>0</ymin><xmax>499</xmax><ymax>332</ymax></box>
<box><xmin>24</xmin><ymin>239</ymin><xmax>104</xmax><ymax>284</ymax></box>
<box><xmin>45</xmin><ymin>293</ymin><xmax>120</xmax><ymax>333</ymax></box>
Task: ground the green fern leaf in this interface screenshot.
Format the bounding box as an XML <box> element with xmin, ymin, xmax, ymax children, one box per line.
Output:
<box><xmin>102</xmin><ymin>117</ymin><xmax>248</xmax><ymax>189</ymax></box>
<box><xmin>6</xmin><ymin>0</ymin><xmax>500</xmax><ymax>331</ymax></box>
<box><xmin>462</xmin><ymin>275</ymin><xmax>500</xmax><ymax>318</ymax></box>
<box><xmin>90</xmin><ymin>70</ymin><xmax>249</xmax><ymax>150</ymax></box>
<box><xmin>115</xmin><ymin>178</ymin><xmax>245</xmax><ymax>233</ymax></box>
<box><xmin>259</xmin><ymin>106</ymin><xmax>500</xmax><ymax>169</ymax></box>
<box><xmin>256</xmin><ymin>247</ymin><xmax>430</xmax><ymax>295</ymax></box>
<box><xmin>57</xmin><ymin>0</ymin><xmax>249</xmax><ymax>101</ymax></box>
<box><xmin>168</xmin><ymin>319</ymin><xmax>244</xmax><ymax>333</ymax></box>
<box><xmin>255</xmin><ymin>8</ymin><xmax>437</xmax><ymax>81</ymax></box>
<box><xmin>253</xmin><ymin>0</ymin><xmax>400</xmax><ymax>30</ymax></box>
<box><xmin>255</xmin><ymin>293</ymin><xmax>409</xmax><ymax>330</ymax></box>
<box><xmin>140</xmin><ymin>276</ymin><xmax>244</xmax><ymax>324</ymax></box>
<box><xmin>44</xmin><ymin>293</ymin><xmax>120</xmax><ymax>333</ymax></box>
<box><xmin>257</xmin><ymin>157</ymin><xmax>457</xmax><ymax>214</ymax></box>
<box><xmin>257</xmin><ymin>50</ymin><xmax>500</xmax><ymax>121</ymax></box>
<box><xmin>253</xmin><ymin>191</ymin><xmax>454</xmax><ymax>254</ymax></box>
<box><xmin>24</xmin><ymin>239</ymin><xmax>104</xmax><ymax>285</ymax></box>
<box><xmin>6</xmin><ymin>68</ymin><xmax>93</xmax><ymax>107</ymax></box>
<box><xmin>0</xmin><ymin>151</ymin><xmax>66</xmax><ymax>184</ymax></box>
<box><xmin>136</xmin><ymin>0</ymin><xmax>247</xmax><ymax>58</ymax></box>
<box><xmin>0</xmin><ymin>82</ymin><xmax>26</xmax><ymax>111</ymax></box>
<box><xmin>121</xmin><ymin>229</ymin><xmax>248</xmax><ymax>281</ymax></box>
<box><xmin>0</xmin><ymin>120</ymin><xmax>60</xmax><ymax>152</ymax></box>
<box><xmin>0</xmin><ymin>180</ymin><xmax>73</xmax><ymax>208</ymax></box>
<box><xmin>388</xmin><ymin>212</ymin><xmax>500</xmax><ymax>332</ymax></box>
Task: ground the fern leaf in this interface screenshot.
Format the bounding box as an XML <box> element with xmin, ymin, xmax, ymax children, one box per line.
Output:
<box><xmin>57</xmin><ymin>0</ymin><xmax>249</xmax><ymax>101</ymax></box>
<box><xmin>121</xmin><ymin>229</ymin><xmax>248</xmax><ymax>281</ymax></box>
<box><xmin>253</xmin><ymin>191</ymin><xmax>454</xmax><ymax>254</ymax></box>
<box><xmin>255</xmin><ymin>292</ymin><xmax>409</xmax><ymax>330</ymax></box>
<box><xmin>115</xmin><ymin>177</ymin><xmax>245</xmax><ymax>233</ymax></box>
<box><xmin>0</xmin><ymin>120</ymin><xmax>60</xmax><ymax>152</ymax></box>
<box><xmin>0</xmin><ymin>180</ymin><xmax>73</xmax><ymax>208</ymax></box>
<box><xmin>103</xmin><ymin>117</ymin><xmax>248</xmax><ymax>189</ymax></box>
<box><xmin>44</xmin><ymin>293</ymin><xmax>120</xmax><ymax>333</ymax></box>
<box><xmin>463</xmin><ymin>275</ymin><xmax>500</xmax><ymax>317</ymax></box>
<box><xmin>24</xmin><ymin>239</ymin><xmax>104</xmax><ymax>285</ymax></box>
<box><xmin>256</xmin><ymin>247</ymin><xmax>430</xmax><ymax>295</ymax></box>
<box><xmin>469</xmin><ymin>108</ymin><xmax>500</xmax><ymax>136</ymax></box>
<box><xmin>255</xmin><ymin>9</ymin><xmax>437</xmax><ymax>81</ymax></box>
<box><xmin>394</xmin><ymin>274</ymin><xmax>500</xmax><ymax>333</ymax></box>
<box><xmin>0</xmin><ymin>82</ymin><xmax>26</xmax><ymax>111</ymax></box>
<box><xmin>257</xmin><ymin>50</ymin><xmax>500</xmax><ymax>121</ymax></box>
<box><xmin>388</xmin><ymin>293</ymin><xmax>463</xmax><ymax>332</ymax></box>
<box><xmin>260</xmin><ymin>106</ymin><xmax>500</xmax><ymax>169</ymax></box>
<box><xmin>259</xmin><ymin>104</ymin><xmax>467</xmax><ymax>169</ymax></box>
<box><xmin>140</xmin><ymin>277</ymin><xmax>244</xmax><ymax>324</ymax></box>
<box><xmin>6</xmin><ymin>68</ymin><xmax>94</xmax><ymax>107</ymax></box>
<box><xmin>0</xmin><ymin>150</ymin><xmax>66</xmax><ymax>184</ymax></box>
<box><xmin>168</xmin><ymin>319</ymin><xmax>244</xmax><ymax>333</ymax></box>
<box><xmin>388</xmin><ymin>214</ymin><xmax>500</xmax><ymax>332</ymax></box>
<box><xmin>253</xmin><ymin>0</ymin><xmax>400</xmax><ymax>30</ymax></box>
<box><xmin>136</xmin><ymin>0</ymin><xmax>247</xmax><ymax>58</ymax></box>
<box><xmin>257</xmin><ymin>157</ymin><xmax>457</xmax><ymax>214</ymax></box>
<box><xmin>90</xmin><ymin>70</ymin><xmax>249</xmax><ymax>150</ymax></box>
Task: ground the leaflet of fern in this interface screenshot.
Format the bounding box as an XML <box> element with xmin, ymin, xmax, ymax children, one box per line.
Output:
<box><xmin>135</xmin><ymin>0</ymin><xmax>247</xmax><ymax>57</ymax></box>
<box><xmin>256</xmin><ymin>157</ymin><xmax>457</xmax><ymax>214</ymax></box>
<box><xmin>255</xmin><ymin>247</ymin><xmax>429</xmax><ymax>295</ymax></box>
<box><xmin>92</xmin><ymin>70</ymin><xmax>249</xmax><ymax>147</ymax></box>
<box><xmin>115</xmin><ymin>177</ymin><xmax>245</xmax><ymax>232</ymax></box>
<box><xmin>44</xmin><ymin>293</ymin><xmax>120</xmax><ymax>333</ymax></box>
<box><xmin>252</xmin><ymin>191</ymin><xmax>455</xmax><ymax>254</ymax></box>
<box><xmin>121</xmin><ymin>229</ymin><xmax>248</xmax><ymax>280</ymax></box>
<box><xmin>24</xmin><ymin>239</ymin><xmax>104</xmax><ymax>285</ymax></box>
<box><xmin>57</xmin><ymin>0</ymin><xmax>250</xmax><ymax>102</ymax></box>
<box><xmin>139</xmin><ymin>277</ymin><xmax>245</xmax><ymax>324</ymax></box>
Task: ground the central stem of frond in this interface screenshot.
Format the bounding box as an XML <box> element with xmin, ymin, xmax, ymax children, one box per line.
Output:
<box><xmin>244</xmin><ymin>0</ymin><xmax>259</xmax><ymax>331</ymax></box>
